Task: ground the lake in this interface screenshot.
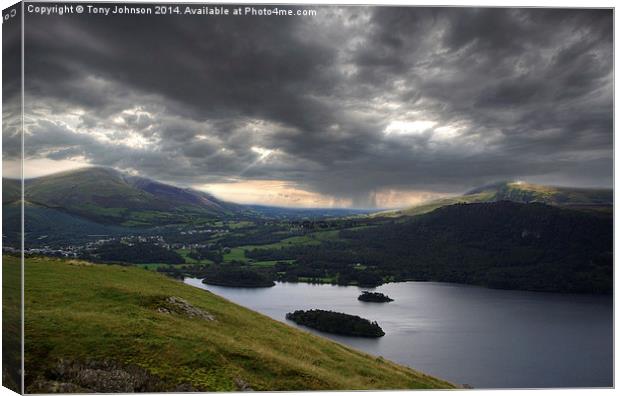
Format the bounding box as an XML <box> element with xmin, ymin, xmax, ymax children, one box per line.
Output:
<box><xmin>184</xmin><ymin>278</ymin><xmax>613</xmax><ymax>389</ymax></box>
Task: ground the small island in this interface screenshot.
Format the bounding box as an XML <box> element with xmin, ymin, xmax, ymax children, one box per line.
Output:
<box><xmin>201</xmin><ymin>266</ymin><xmax>275</xmax><ymax>288</ymax></box>
<box><xmin>285</xmin><ymin>309</ymin><xmax>385</xmax><ymax>338</ymax></box>
<box><xmin>358</xmin><ymin>291</ymin><xmax>394</xmax><ymax>303</ymax></box>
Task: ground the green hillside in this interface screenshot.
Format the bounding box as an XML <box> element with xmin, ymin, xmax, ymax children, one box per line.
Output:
<box><xmin>377</xmin><ymin>181</ymin><xmax>612</xmax><ymax>218</ymax></box>
<box><xmin>2</xmin><ymin>255</ymin><xmax>21</xmax><ymax>393</ymax></box>
<box><xmin>3</xmin><ymin>202</ymin><xmax>130</xmax><ymax>248</ymax></box>
<box><xmin>12</xmin><ymin>167</ymin><xmax>247</xmax><ymax>227</ymax></box>
<box><xmin>19</xmin><ymin>255</ymin><xmax>453</xmax><ymax>392</ymax></box>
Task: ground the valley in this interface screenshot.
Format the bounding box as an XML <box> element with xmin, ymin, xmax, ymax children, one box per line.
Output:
<box><xmin>4</xmin><ymin>167</ymin><xmax>613</xmax><ymax>294</ymax></box>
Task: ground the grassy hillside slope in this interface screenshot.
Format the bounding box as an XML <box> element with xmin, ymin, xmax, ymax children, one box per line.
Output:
<box><xmin>21</xmin><ymin>256</ymin><xmax>453</xmax><ymax>392</ymax></box>
<box><xmin>2</xmin><ymin>255</ymin><xmax>21</xmax><ymax>393</ymax></box>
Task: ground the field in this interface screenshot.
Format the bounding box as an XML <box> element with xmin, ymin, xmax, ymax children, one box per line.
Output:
<box><xmin>220</xmin><ymin>230</ymin><xmax>340</xmax><ymax>266</ymax></box>
<box><xmin>21</xmin><ymin>255</ymin><xmax>454</xmax><ymax>392</ymax></box>
<box><xmin>176</xmin><ymin>248</ymin><xmax>213</xmax><ymax>265</ymax></box>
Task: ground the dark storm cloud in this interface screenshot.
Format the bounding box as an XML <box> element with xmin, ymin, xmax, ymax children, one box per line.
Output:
<box><xmin>21</xmin><ymin>5</ymin><xmax>613</xmax><ymax>206</ymax></box>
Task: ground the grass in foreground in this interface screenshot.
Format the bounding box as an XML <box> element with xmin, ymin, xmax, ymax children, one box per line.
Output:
<box><xmin>3</xmin><ymin>255</ymin><xmax>22</xmax><ymax>393</ymax></box>
<box><xmin>21</xmin><ymin>255</ymin><xmax>454</xmax><ymax>392</ymax></box>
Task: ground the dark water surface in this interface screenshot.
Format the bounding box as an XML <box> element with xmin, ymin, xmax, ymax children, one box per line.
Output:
<box><xmin>184</xmin><ymin>278</ymin><xmax>612</xmax><ymax>388</ymax></box>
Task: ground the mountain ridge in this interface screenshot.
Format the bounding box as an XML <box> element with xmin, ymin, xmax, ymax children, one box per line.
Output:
<box><xmin>7</xmin><ymin>167</ymin><xmax>248</xmax><ymax>227</ymax></box>
<box><xmin>376</xmin><ymin>180</ymin><xmax>612</xmax><ymax>218</ymax></box>
<box><xmin>3</xmin><ymin>168</ymin><xmax>613</xmax><ymax>232</ymax></box>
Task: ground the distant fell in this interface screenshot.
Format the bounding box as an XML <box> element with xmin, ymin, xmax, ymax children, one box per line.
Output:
<box><xmin>4</xmin><ymin>167</ymin><xmax>249</xmax><ymax>227</ymax></box>
<box><xmin>378</xmin><ymin>181</ymin><xmax>612</xmax><ymax>218</ymax></box>
<box><xmin>467</xmin><ymin>181</ymin><xmax>612</xmax><ymax>206</ymax></box>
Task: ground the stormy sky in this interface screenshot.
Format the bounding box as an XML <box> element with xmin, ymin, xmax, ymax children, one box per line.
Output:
<box><xmin>6</xmin><ymin>6</ymin><xmax>613</xmax><ymax>208</ymax></box>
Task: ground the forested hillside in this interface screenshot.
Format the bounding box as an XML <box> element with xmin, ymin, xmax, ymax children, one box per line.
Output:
<box><xmin>247</xmin><ymin>202</ymin><xmax>613</xmax><ymax>293</ymax></box>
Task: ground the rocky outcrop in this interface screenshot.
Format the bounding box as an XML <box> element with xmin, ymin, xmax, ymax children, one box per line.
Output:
<box><xmin>234</xmin><ymin>377</ymin><xmax>254</xmax><ymax>391</ymax></box>
<box><xmin>27</xmin><ymin>359</ymin><xmax>189</xmax><ymax>393</ymax></box>
<box><xmin>155</xmin><ymin>296</ymin><xmax>215</xmax><ymax>321</ymax></box>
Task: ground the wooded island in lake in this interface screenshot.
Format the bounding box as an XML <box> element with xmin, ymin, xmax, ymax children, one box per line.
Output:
<box><xmin>358</xmin><ymin>291</ymin><xmax>394</xmax><ymax>302</ymax></box>
<box><xmin>285</xmin><ymin>309</ymin><xmax>385</xmax><ymax>337</ymax></box>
